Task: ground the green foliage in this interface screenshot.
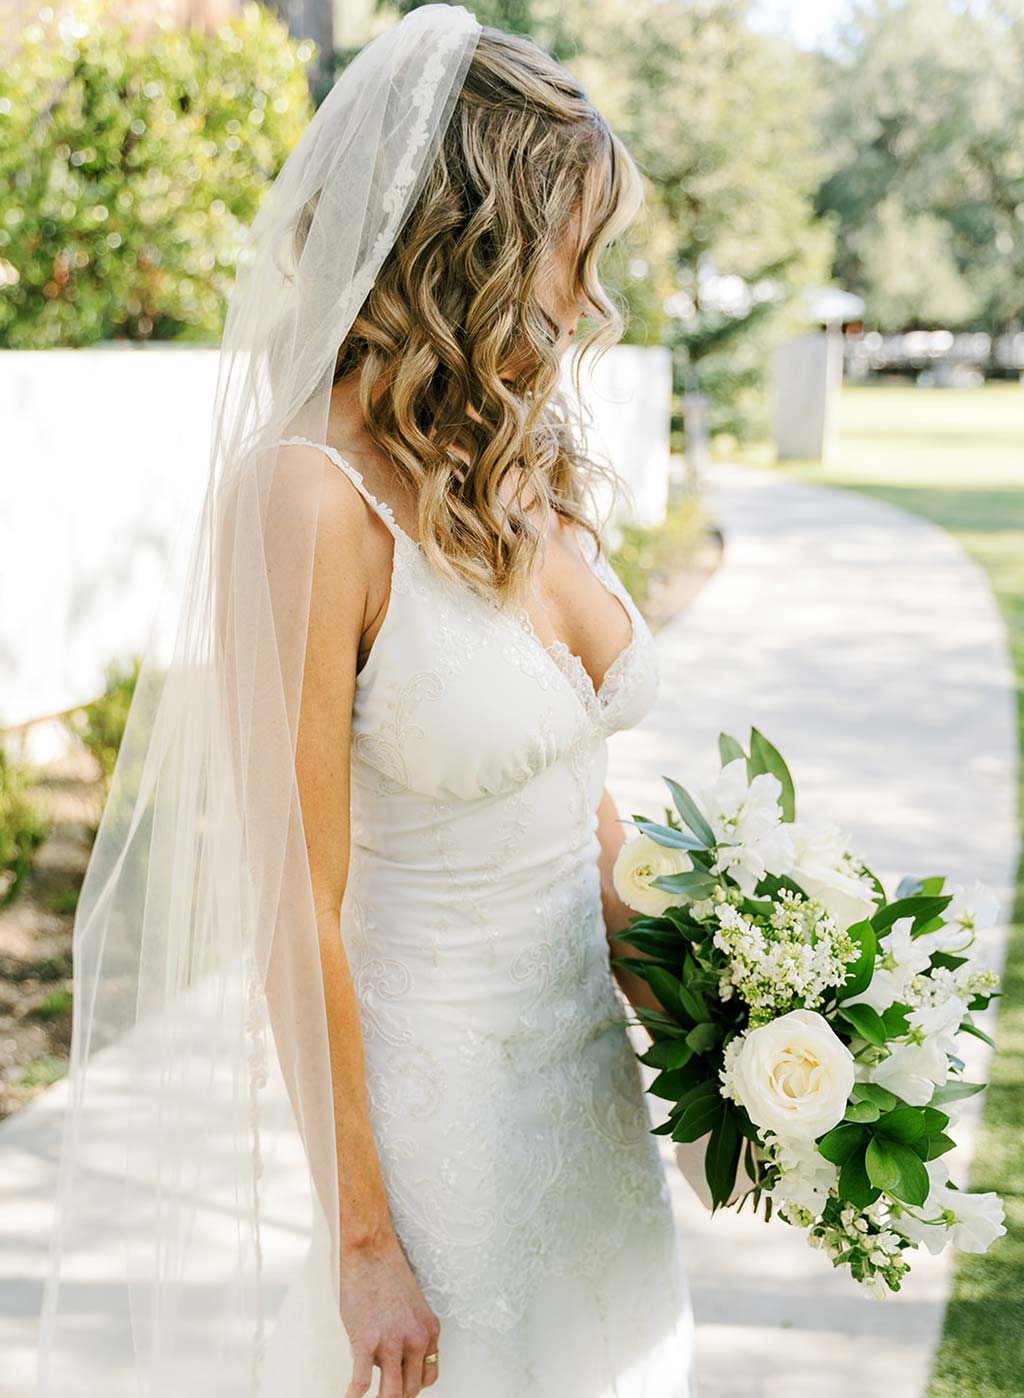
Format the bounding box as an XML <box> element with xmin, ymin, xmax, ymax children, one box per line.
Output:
<box><xmin>0</xmin><ymin>748</ymin><xmax>49</xmax><ymax>907</ymax></box>
<box><xmin>0</xmin><ymin>0</ymin><xmax>314</xmax><ymax>346</ymax></box>
<box><xmin>63</xmin><ymin>654</ymin><xmax>141</xmax><ymax>793</ymax></box>
<box><xmin>816</xmin><ymin>0</ymin><xmax>1024</xmax><ymax>334</ymax></box>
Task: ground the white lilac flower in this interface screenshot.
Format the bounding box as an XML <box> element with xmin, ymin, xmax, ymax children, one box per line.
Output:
<box><xmin>907</xmin><ymin>962</ymin><xmax>1000</xmax><ymax>1011</ymax></box>
<box><xmin>711</xmin><ymin>890</ymin><xmax>855</xmax><ymax>1023</ymax></box>
<box><xmin>784</xmin><ymin>816</ymin><xmax>879</xmax><ymax>931</ymax></box>
<box><xmin>844</xmin><ymin>918</ymin><xmax>933</xmax><ymax>1015</ymax></box>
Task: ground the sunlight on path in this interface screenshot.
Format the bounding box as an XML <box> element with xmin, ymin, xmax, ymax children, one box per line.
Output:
<box><xmin>607</xmin><ymin>461</ymin><xmax>1020</xmax><ymax>1398</ymax></box>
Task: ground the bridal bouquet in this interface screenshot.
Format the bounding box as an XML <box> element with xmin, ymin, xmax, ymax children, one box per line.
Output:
<box><xmin>611</xmin><ymin>727</ymin><xmax>1006</xmax><ymax>1296</ymax></box>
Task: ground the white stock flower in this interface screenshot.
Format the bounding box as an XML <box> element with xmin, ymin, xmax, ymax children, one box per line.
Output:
<box><xmin>723</xmin><ymin>1008</ymin><xmax>855</xmax><ymax>1141</ymax></box>
<box><xmin>932</xmin><ymin>879</ymin><xmax>1000</xmax><ymax>953</ymax></box>
<box><xmin>764</xmin><ymin>1131</ymin><xmax>839</xmax><ymax>1216</ymax></box>
<box><xmin>696</xmin><ymin>758</ymin><xmax>794</xmax><ymax>896</ymax></box>
<box><xmin>845</xmin><ymin>919</ymin><xmax>932</xmax><ymax>1015</ymax></box>
<box><xmin>870</xmin><ymin>997</ymin><xmax>967</xmax><ymax>1106</ymax></box>
<box><xmin>892</xmin><ymin>1157</ymin><xmax>1006</xmax><ymax>1256</ymax></box>
<box><xmin>785</xmin><ymin>817</ymin><xmax>878</xmax><ymax>931</ymax></box>
<box><xmin>612</xmin><ymin>834</ymin><xmax>692</xmax><ymax>916</ymax></box>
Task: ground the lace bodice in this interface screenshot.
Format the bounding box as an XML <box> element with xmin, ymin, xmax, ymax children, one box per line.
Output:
<box><xmin>275</xmin><ymin>436</ymin><xmax>669</xmax><ymax>1342</ymax></box>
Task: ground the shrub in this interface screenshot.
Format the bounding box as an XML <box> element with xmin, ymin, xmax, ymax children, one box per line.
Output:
<box><xmin>0</xmin><ymin>748</ymin><xmax>49</xmax><ymax>907</ymax></box>
<box><xmin>0</xmin><ymin>0</ymin><xmax>315</xmax><ymax>346</ymax></box>
<box><xmin>63</xmin><ymin>654</ymin><xmax>141</xmax><ymax>793</ymax></box>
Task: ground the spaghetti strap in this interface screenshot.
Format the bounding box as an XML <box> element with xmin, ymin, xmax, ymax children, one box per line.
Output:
<box><xmin>276</xmin><ymin>435</ymin><xmax>415</xmax><ymax>546</ymax></box>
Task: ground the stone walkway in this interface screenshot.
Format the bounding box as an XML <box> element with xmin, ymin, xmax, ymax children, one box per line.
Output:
<box><xmin>607</xmin><ymin>462</ymin><xmax>1020</xmax><ymax>1398</ymax></box>
<box><xmin>0</xmin><ymin>462</ymin><xmax>1018</xmax><ymax>1398</ymax></box>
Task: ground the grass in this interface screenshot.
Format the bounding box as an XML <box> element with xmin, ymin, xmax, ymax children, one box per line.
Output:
<box><xmin>733</xmin><ymin>381</ymin><xmax>1024</xmax><ymax>1395</ymax></box>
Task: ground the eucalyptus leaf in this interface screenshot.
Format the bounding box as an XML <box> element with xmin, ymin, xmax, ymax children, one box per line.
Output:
<box><xmin>661</xmin><ymin>776</ymin><xmax>717</xmax><ymax>848</ymax></box>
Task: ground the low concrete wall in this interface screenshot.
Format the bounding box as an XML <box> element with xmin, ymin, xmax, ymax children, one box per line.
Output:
<box><xmin>0</xmin><ymin>342</ymin><xmax>671</xmax><ymax>741</ymax></box>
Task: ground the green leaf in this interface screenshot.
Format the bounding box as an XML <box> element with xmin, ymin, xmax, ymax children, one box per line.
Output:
<box><xmin>633</xmin><ymin>1006</ymin><xmax>687</xmax><ymax>1040</ymax></box>
<box><xmin>718</xmin><ymin>732</ymin><xmax>747</xmax><ymax>766</ymax></box>
<box><xmin>844</xmin><ymin>1100</ymin><xmax>880</xmax><ymax>1124</ymax></box>
<box><xmin>705</xmin><ymin>1107</ymin><xmax>742</xmax><ymax>1210</ymax></box>
<box><xmin>837</xmin><ymin>1002</ymin><xmax>889</xmax><ymax>1047</ymax></box>
<box><xmin>644</xmin><ymin>966</ymin><xmax>692</xmax><ymax>1025</ymax></box>
<box><xmin>854</xmin><ymin>1082</ymin><xmax>900</xmax><ymax>1111</ymax></box>
<box><xmin>924</xmin><ymin>1132</ymin><xmax>956</xmax><ymax>1160</ymax></box>
<box><xmin>959</xmin><ymin>1020</ymin><xmax>997</xmax><ymax>1050</ymax></box>
<box><xmin>649</xmin><ymin>1064</ymin><xmax>703</xmax><ymax>1100</ymax></box>
<box><xmin>672</xmin><ymin>1083</ymin><xmax>725</xmax><ymax>1143</ymax></box>
<box><xmin>661</xmin><ymin>776</ymin><xmax>717</xmax><ymax>848</ymax></box>
<box><xmin>921</xmin><ymin>1106</ymin><xmax>951</xmax><ymax>1134</ymax></box>
<box><xmin>686</xmin><ymin>1021</ymin><xmax>721</xmax><ymax>1054</ymax></box>
<box><xmin>838</xmin><ymin>1145</ymin><xmax>881</xmax><ymax>1208</ymax></box>
<box><xmin>626</xmin><ymin>818</ymin><xmax>708</xmax><ymax>852</ymax></box>
<box><xmin>839</xmin><ymin>920</ymin><xmax>877</xmax><ymax>1000</ymax></box>
<box><xmin>872</xmin><ymin>894</ymin><xmax>952</xmax><ymax>934</ymax></box>
<box><xmin>638</xmin><ymin>1038</ymin><xmax>696</xmax><ymax>1071</ymax></box>
<box><xmin>817</xmin><ymin>1122</ymin><xmax>868</xmax><ymax>1165</ymax></box>
<box><xmin>650</xmin><ymin>869</ymin><xmax>720</xmax><ymax>899</ymax></box>
<box><xmin>875</xmin><ymin>1107</ymin><xmax>926</xmax><ymax>1143</ymax></box>
<box><xmin>881</xmin><ymin>1002</ymin><xmax>912</xmax><ymax>1037</ymax></box>
<box><xmin>865</xmin><ymin>1137</ymin><xmax>930</xmax><ymax>1206</ymax></box>
<box><xmin>747</xmin><ymin>727</ymin><xmax>796</xmax><ymax>821</ymax></box>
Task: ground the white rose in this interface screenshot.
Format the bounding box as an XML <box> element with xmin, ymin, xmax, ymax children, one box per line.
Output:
<box><xmin>726</xmin><ymin>1008</ymin><xmax>856</xmax><ymax>1142</ymax></box>
<box><xmin>612</xmin><ymin>834</ymin><xmax>692</xmax><ymax>916</ymax></box>
<box><xmin>786</xmin><ymin>817</ymin><xmax>878</xmax><ymax>930</ymax></box>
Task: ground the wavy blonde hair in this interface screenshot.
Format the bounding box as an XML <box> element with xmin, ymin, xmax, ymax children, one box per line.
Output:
<box><xmin>329</xmin><ymin>25</ymin><xmax>645</xmax><ymax>608</ymax></box>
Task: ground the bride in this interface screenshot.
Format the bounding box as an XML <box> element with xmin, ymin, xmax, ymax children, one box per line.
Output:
<box><xmin>36</xmin><ymin>8</ymin><xmax>695</xmax><ymax>1396</ymax></box>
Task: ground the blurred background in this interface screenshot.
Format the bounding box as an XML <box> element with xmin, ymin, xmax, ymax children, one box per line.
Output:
<box><xmin>0</xmin><ymin>1</ymin><xmax>1021</xmax><ymax>1395</ymax></box>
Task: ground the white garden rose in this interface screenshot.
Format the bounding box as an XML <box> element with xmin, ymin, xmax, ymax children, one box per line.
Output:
<box><xmin>612</xmin><ymin>834</ymin><xmax>692</xmax><ymax>916</ymax></box>
<box><xmin>785</xmin><ymin>816</ymin><xmax>878</xmax><ymax>931</ymax></box>
<box><xmin>724</xmin><ymin>1008</ymin><xmax>856</xmax><ymax>1141</ymax></box>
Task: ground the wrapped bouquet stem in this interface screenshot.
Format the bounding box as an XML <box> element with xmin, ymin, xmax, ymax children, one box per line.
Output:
<box><xmin>611</xmin><ymin>726</ymin><xmax>1006</xmax><ymax>1295</ymax></box>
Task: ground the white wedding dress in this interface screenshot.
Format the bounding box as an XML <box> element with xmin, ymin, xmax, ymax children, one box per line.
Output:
<box><xmin>261</xmin><ymin>437</ymin><xmax>696</xmax><ymax>1397</ymax></box>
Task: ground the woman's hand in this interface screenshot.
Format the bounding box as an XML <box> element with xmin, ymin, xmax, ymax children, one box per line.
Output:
<box><xmin>341</xmin><ymin>1230</ymin><xmax>442</xmax><ymax>1398</ymax></box>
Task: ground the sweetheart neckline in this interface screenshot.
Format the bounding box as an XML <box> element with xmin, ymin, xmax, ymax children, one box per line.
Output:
<box><xmin>277</xmin><ymin>434</ymin><xmax>642</xmax><ymax>715</ymax></box>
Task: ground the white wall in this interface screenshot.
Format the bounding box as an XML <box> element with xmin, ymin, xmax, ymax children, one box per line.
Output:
<box><xmin>1</xmin><ymin>342</ymin><xmax>671</xmax><ymax>740</ymax></box>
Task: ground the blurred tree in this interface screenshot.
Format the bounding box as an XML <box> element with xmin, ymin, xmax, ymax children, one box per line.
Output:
<box><xmin>0</xmin><ymin>0</ymin><xmax>314</xmax><ymax>346</ymax></box>
<box><xmin>382</xmin><ymin>0</ymin><xmax>833</xmax><ymax>441</ymax></box>
<box><xmin>816</xmin><ymin>0</ymin><xmax>1024</xmax><ymax>334</ymax></box>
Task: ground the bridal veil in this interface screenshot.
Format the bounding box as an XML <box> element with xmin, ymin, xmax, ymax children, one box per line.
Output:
<box><xmin>35</xmin><ymin>8</ymin><xmax>482</xmax><ymax>1393</ymax></box>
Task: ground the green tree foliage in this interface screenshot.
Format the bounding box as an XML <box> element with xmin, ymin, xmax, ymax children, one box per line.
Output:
<box><xmin>0</xmin><ymin>0</ymin><xmax>314</xmax><ymax>346</ymax></box>
<box><xmin>816</xmin><ymin>0</ymin><xmax>1024</xmax><ymax>334</ymax></box>
<box><xmin>388</xmin><ymin>0</ymin><xmax>833</xmax><ymax>440</ymax></box>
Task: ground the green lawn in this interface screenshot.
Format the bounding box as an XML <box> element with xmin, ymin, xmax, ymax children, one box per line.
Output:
<box><xmin>734</xmin><ymin>382</ymin><xmax>1024</xmax><ymax>1396</ymax></box>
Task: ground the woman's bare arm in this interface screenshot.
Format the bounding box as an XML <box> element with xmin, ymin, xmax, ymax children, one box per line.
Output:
<box><xmin>278</xmin><ymin>445</ymin><xmax>442</xmax><ymax>1397</ymax></box>
<box><xmin>596</xmin><ymin>785</ymin><xmax>665</xmax><ymax>1015</ymax></box>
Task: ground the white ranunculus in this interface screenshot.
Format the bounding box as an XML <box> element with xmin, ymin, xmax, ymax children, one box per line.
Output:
<box><xmin>725</xmin><ymin>1008</ymin><xmax>856</xmax><ymax>1141</ymax></box>
<box><xmin>785</xmin><ymin>816</ymin><xmax>878</xmax><ymax>931</ymax></box>
<box><xmin>612</xmin><ymin>834</ymin><xmax>692</xmax><ymax>916</ymax></box>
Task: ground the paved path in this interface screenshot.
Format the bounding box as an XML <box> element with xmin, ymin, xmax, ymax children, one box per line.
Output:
<box><xmin>1</xmin><ymin>462</ymin><xmax>1019</xmax><ymax>1398</ymax></box>
<box><xmin>607</xmin><ymin>462</ymin><xmax>1020</xmax><ymax>1398</ymax></box>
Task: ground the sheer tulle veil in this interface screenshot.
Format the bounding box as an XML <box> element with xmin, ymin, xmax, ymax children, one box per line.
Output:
<box><xmin>35</xmin><ymin>8</ymin><xmax>481</xmax><ymax>1393</ymax></box>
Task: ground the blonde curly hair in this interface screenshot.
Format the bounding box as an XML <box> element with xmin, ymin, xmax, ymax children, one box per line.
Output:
<box><xmin>329</xmin><ymin>25</ymin><xmax>645</xmax><ymax>608</ymax></box>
